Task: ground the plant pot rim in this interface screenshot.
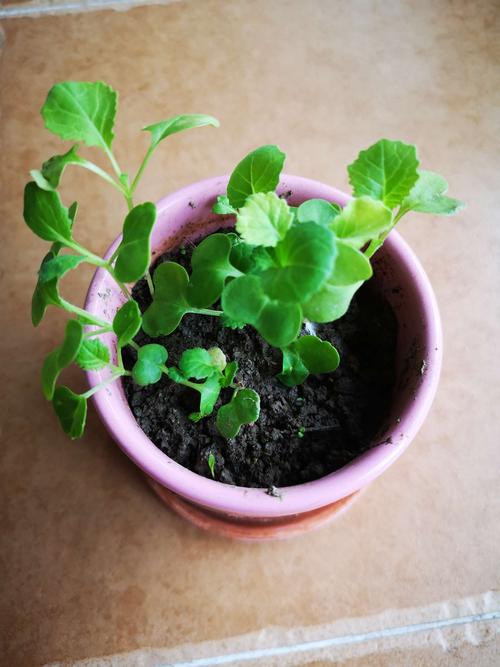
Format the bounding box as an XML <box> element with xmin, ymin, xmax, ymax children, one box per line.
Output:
<box><xmin>85</xmin><ymin>174</ymin><xmax>442</xmax><ymax>518</ymax></box>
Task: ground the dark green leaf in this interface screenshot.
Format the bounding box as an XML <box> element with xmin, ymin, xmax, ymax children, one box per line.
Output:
<box><xmin>277</xmin><ymin>347</ymin><xmax>309</xmax><ymax>387</ymax></box>
<box><xmin>221</xmin><ymin>360</ymin><xmax>238</xmax><ymax>388</ymax></box>
<box><xmin>41</xmin><ymin>81</ymin><xmax>117</xmax><ymax>149</ymax></box>
<box><xmin>227</xmin><ymin>145</ymin><xmax>286</xmax><ymax>208</ymax></box>
<box><xmin>347</xmin><ymin>139</ymin><xmax>419</xmax><ymax>208</ymax></box>
<box><xmin>296</xmin><ymin>199</ymin><xmax>341</xmax><ymax>226</ymax></box>
<box><xmin>38</xmin><ymin>254</ymin><xmax>86</xmax><ymax>284</ymax></box>
<box><xmin>236</xmin><ymin>192</ymin><xmax>293</xmax><ymax>247</ymax></box>
<box><xmin>400</xmin><ymin>170</ymin><xmax>465</xmax><ymax>216</ymax></box>
<box><xmin>113</xmin><ymin>300</ymin><xmax>142</xmax><ymax>347</ymax></box>
<box><xmin>52</xmin><ymin>386</ymin><xmax>87</xmax><ymax>439</ymax></box>
<box><xmin>31</xmin><ymin>144</ymin><xmax>86</xmax><ymax>190</ymax></box>
<box><xmin>132</xmin><ymin>343</ymin><xmax>168</xmax><ymax>386</ymax></box>
<box><xmin>142</xmin><ymin>262</ymin><xmax>191</xmax><ymax>336</ymax></box>
<box><xmin>189</xmin><ymin>374</ymin><xmax>222</xmax><ymax>422</ymax></box>
<box><xmin>143</xmin><ymin>114</ymin><xmax>219</xmax><ymax>150</ymax></box>
<box><xmin>213</xmin><ymin>195</ymin><xmax>237</xmax><ymax>215</ymax></box>
<box><xmin>23</xmin><ymin>182</ymin><xmax>74</xmax><ymax>244</ymax></box>
<box><xmin>187</xmin><ymin>234</ymin><xmax>241</xmax><ymax>307</ymax></box>
<box><xmin>221</xmin><ymin>275</ymin><xmax>302</xmax><ymax>347</ymax></box>
<box><xmin>41</xmin><ymin>319</ymin><xmax>84</xmax><ymax>399</ymax></box>
<box><xmin>260</xmin><ymin>222</ymin><xmax>336</xmax><ymax>303</ymax></box>
<box><xmin>114</xmin><ymin>202</ymin><xmax>156</xmax><ymax>283</ymax></box>
<box><xmin>216</xmin><ymin>388</ymin><xmax>260</xmax><ymax>439</ymax></box>
<box><xmin>75</xmin><ymin>338</ymin><xmax>110</xmax><ymax>371</ymax></box>
<box><xmin>32</xmin><ymin>251</ymin><xmax>65</xmax><ymax>326</ymax></box>
<box><xmin>278</xmin><ymin>336</ymin><xmax>339</xmax><ymax>387</ymax></box>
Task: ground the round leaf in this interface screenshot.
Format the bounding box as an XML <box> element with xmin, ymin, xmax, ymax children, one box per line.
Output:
<box><xmin>114</xmin><ymin>202</ymin><xmax>156</xmax><ymax>283</ymax></box>
<box><xmin>294</xmin><ymin>336</ymin><xmax>340</xmax><ymax>374</ymax></box>
<box><xmin>132</xmin><ymin>343</ymin><xmax>168</xmax><ymax>386</ymax></box>
<box><xmin>227</xmin><ymin>145</ymin><xmax>286</xmax><ymax>209</ymax></box>
<box><xmin>332</xmin><ymin>197</ymin><xmax>393</xmax><ymax>249</ymax></box>
<box><xmin>187</xmin><ymin>234</ymin><xmax>240</xmax><ymax>308</ymax></box>
<box><xmin>179</xmin><ymin>347</ymin><xmax>217</xmax><ymax>380</ymax></box>
<box><xmin>236</xmin><ymin>192</ymin><xmax>292</xmax><ymax>247</ymax></box>
<box><xmin>113</xmin><ymin>300</ymin><xmax>142</xmax><ymax>347</ymax></box>
<box><xmin>142</xmin><ymin>262</ymin><xmax>191</xmax><ymax>336</ymax></box>
<box><xmin>216</xmin><ymin>389</ymin><xmax>261</xmax><ymax>439</ymax></box>
<box><xmin>297</xmin><ymin>199</ymin><xmax>341</xmax><ymax>226</ymax></box>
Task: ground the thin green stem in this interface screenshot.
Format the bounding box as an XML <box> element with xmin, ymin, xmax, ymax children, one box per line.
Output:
<box><xmin>145</xmin><ymin>270</ymin><xmax>154</xmax><ymax>297</ymax></box>
<box><xmin>130</xmin><ymin>144</ymin><xmax>155</xmax><ymax>195</ymax></box>
<box><xmin>102</xmin><ymin>144</ymin><xmax>123</xmax><ymax>181</ymax></box>
<box><xmin>76</xmin><ymin>160</ymin><xmax>127</xmax><ymax>194</ymax></box>
<box><xmin>84</xmin><ymin>326</ymin><xmax>113</xmax><ymax>338</ymax></box>
<box><xmin>81</xmin><ymin>371</ymin><xmax>129</xmax><ymax>400</ymax></box>
<box><xmin>188</xmin><ymin>308</ymin><xmax>223</xmax><ymax>317</ymax></box>
<box><xmin>67</xmin><ymin>240</ymin><xmax>131</xmax><ymax>299</ymax></box>
<box><xmin>128</xmin><ymin>340</ymin><xmax>140</xmax><ymax>351</ymax></box>
<box><xmin>117</xmin><ymin>346</ymin><xmax>124</xmax><ymax>371</ymax></box>
<box><xmin>60</xmin><ymin>299</ymin><xmax>110</xmax><ymax>328</ymax></box>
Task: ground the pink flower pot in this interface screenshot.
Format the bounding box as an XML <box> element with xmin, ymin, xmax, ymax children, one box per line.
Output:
<box><xmin>85</xmin><ymin>175</ymin><xmax>442</xmax><ymax>541</ymax></box>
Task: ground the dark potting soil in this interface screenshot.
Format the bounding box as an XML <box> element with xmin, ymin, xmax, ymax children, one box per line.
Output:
<box><xmin>123</xmin><ymin>239</ymin><xmax>398</xmax><ymax>489</ymax></box>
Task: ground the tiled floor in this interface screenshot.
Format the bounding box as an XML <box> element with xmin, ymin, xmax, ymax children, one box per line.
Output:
<box><xmin>1</xmin><ymin>1</ymin><xmax>499</xmax><ymax>665</ymax></box>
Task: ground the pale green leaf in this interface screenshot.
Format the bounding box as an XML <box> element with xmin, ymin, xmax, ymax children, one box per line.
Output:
<box><xmin>400</xmin><ymin>170</ymin><xmax>465</xmax><ymax>215</ymax></box>
<box><xmin>236</xmin><ymin>192</ymin><xmax>293</xmax><ymax>247</ymax></box>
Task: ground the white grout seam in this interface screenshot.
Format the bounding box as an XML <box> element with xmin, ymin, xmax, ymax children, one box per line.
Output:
<box><xmin>0</xmin><ymin>0</ymin><xmax>180</xmax><ymax>20</ymax></box>
<box><xmin>161</xmin><ymin>610</ymin><xmax>500</xmax><ymax>666</ymax></box>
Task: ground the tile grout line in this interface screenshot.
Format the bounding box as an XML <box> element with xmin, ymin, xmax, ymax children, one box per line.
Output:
<box><xmin>162</xmin><ymin>611</ymin><xmax>500</xmax><ymax>667</ymax></box>
<box><xmin>0</xmin><ymin>0</ymin><xmax>178</xmax><ymax>19</ymax></box>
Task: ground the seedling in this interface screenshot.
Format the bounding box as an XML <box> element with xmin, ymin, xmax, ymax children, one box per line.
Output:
<box><xmin>25</xmin><ymin>81</ymin><xmax>464</xmax><ymax>455</ymax></box>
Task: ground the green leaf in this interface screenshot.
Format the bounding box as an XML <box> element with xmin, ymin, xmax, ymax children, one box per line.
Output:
<box><xmin>302</xmin><ymin>238</ymin><xmax>372</xmax><ymax>323</ymax></box>
<box><xmin>213</xmin><ymin>195</ymin><xmax>237</xmax><ymax>215</ymax></box>
<box><xmin>259</xmin><ymin>222</ymin><xmax>335</xmax><ymax>303</ymax></box>
<box><xmin>23</xmin><ymin>182</ymin><xmax>74</xmax><ymax>244</ymax></box>
<box><xmin>294</xmin><ymin>335</ymin><xmax>340</xmax><ymax>374</ymax></box>
<box><xmin>32</xmin><ymin>251</ymin><xmax>65</xmax><ymax>326</ymax></box>
<box><xmin>207</xmin><ymin>452</ymin><xmax>216</xmax><ymax>478</ymax></box>
<box><xmin>329</xmin><ymin>240</ymin><xmax>373</xmax><ymax>285</ymax></box>
<box><xmin>227</xmin><ymin>145</ymin><xmax>286</xmax><ymax>208</ymax></box>
<box><xmin>52</xmin><ymin>386</ymin><xmax>87</xmax><ymax>439</ymax></box>
<box><xmin>142</xmin><ymin>262</ymin><xmax>191</xmax><ymax>336</ymax></box>
<box><xmin>221</xmin><ymin>360</ymin><xmax>238</xmax><ymax>388</ymax></box>
<box><xmin>400</xmin><ymin>170</ymin><xmax>465</xmax><ymax>215</ymax></box>
<box><xmin>236</xmin><ymin>192</ymin><xmax>293</xmax><ymax>247</ymax></box>
<box><xmin>114</xmin><ymin>202</ymin><xmax>156</xmax><ymax>283</ymax></box>
<box><xmin>277</xmin><ymin>347</ymin><xmax>309</xmax><ymax>387</ymax></box>
<box><xmin>189</xmin><ymin>374</ymin><xmax>222</xmax><ymax>422</ymax></box>
<box><xmin>297</xmin><ymin>199</ymin><xmax>341</xmax><ymax>226</ymax></box>
<box><xmin>347</xmin><ymin>139</ymin><xmax>419</xmax><ymax>208</ymax></box>
<box><xmin>179</xmin><ymin>347</ymin><xmax>226</xmax><ymax>380</ymax></box>
<box><xmin>303</xmin><ymin>282</ymin><xmax>362</xmax><ymax>323</ymax></box>
<box><xmin>113</xmin><ymin>300</ymin><xmax>142</xmax><ymax>347</ymax></box>
<box><xmin>332</xmin><ymin>197</ymin><xmax>393</xmax><ymax>249</ymax></box>
<box><xmin>228</xmin><ymin>237</ymin><xmax>257</xmax><ymax>273</ymax></box>
<box><xmin>75</xmin><ymin>338</ymin><xmax>110</xmax><ymax>371</ymax></box>
<box><xmin>41</xmin><ymin>81</ymin><xmax>117</xmax><ymax>149</ymax></box>
<box><xmin>31</xmin><ymin>144</ymin><xmax>86</xmax><ymax>190</ymax></box>
<box><xmin>38</xmin><ymin>254</ymin><xmax>86</xmax><ymax>284</ymax></box>
<box><xmin>187</xmin><ymin>234</ymin><xmax>241</xmax><ymax>307</ymax></box>
<box><xmin>41</xmin><ymin>319</ymin><xmax>84</xmax><ymax>400</ymax></box>
<box><xmin>278</xmin><ymin>336</ymin><xmax>340</xmax><ymax>387</ymax></box>
<box><xmin>221</xmin><ymin>275</ymin><xmax>302</xmax><ymax>347</ymax></box>
<box><xmin>143</xmin><ymin>114</ymin><xmax>219</xmax><ymax>150</ymax></box>
<box><xmin>216</xmin><ymin>388</ymin><xmax>260</xmax><ymax>439</ymax></box>
<box><xmin>132</xmin><ymin>344</ymin><xmax>168</xmax><ymax>386</ymax></box>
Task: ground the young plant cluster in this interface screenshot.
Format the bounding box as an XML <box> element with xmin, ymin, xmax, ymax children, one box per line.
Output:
<box><xmin>24</xmin><ymin>81</ymin><xmax>464</xmax><ymax>446</ymax></box>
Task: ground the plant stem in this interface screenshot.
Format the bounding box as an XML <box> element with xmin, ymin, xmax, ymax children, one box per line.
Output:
<box><xmin>60</xmin><ymin>299</ymin><xmax>110</xmax><ymax>328</ymax></box>
<box><xmin>77</xmin><ymin>160</ymin><xmax>127</xmax><ymax>194</ymax></box>
<box><xmin>102</xmin><ymin>145</ymin><xmax>123</xmax><ymax>181</ymax></box>
<box><xmin>128</xmin><ymin>340</ymin><xmax>140</xmax><ymax>351</ymax></box>
<box><xmin>145</xmin><ymin>270</ymin><xmax>155</xmax><ymax>297</ymax></box>
<box><xmin>188</xmin><ymin>308</ymin><xmax>223</xmax><ymax>317</ymax></box>
<box><xmin>84</xmin><ymin>326</ymin><xmax>113</xmax><ymax>338</ymax></box>
<box><xmin>81</xmin><ymin>371</ymin><xmax>128</xmax><ymax>400</ymax></box>
<box><xmin>67</xmin><ymin>240</ymin><xmax>131</xmax><ymax>299</ymax></box>
<box><xmin>130</xmin><ymin>145</ymin><xmax>155</xmax><ymax>196</ymax></box>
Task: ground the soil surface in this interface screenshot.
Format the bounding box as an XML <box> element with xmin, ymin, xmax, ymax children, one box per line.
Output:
<box><xmin>124</xmin><ymin>238</ymin><xmax>398</xmax><ymax>488</ymax></box>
